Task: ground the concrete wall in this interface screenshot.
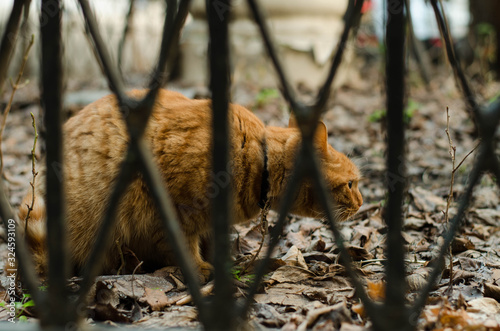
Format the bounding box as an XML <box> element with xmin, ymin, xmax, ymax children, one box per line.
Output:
<box><xmin>1</xmin><ymin>0</ymin><xmax>352</xmax><ymax>90</ymax></box>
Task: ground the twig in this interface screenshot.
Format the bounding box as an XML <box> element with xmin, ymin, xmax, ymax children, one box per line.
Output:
<box><xmin>454</xmin><ymin>142</ymin><xmax>480</xmax><ymax>173</ymax></box>
<box><xmin>24</xmin><ymin>112</ymin><xmax>38</xmax><ymax>231</ymax></box>
<box><xmin>443</xmin><ymin>107</ymin><xmax>479</xmax><ymax>295</ymax></box>
<box><xmin>116</xmin><ymin>239</ymin><xmax>125</xmax><ymax>275</ymax></box>
<box><xmin>131</xmin><ymin>260</ymin><xmax>143</xmax><ymax>300</ymax></box>
<box><xmin>0</xmin><ymin>34</ymin><xmax>34</xmax><ymax>177</ymax></box>
<box><xmin>444</xmin><ymin>107</ymin><xmax>456</xmax><ymax>295</ymax></box>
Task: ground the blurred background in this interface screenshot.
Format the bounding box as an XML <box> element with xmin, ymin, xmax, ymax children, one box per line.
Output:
<box><xmin>0</xmin><ymin>0</ymin><xmax>498</xmax><ymax>98</ymax></box>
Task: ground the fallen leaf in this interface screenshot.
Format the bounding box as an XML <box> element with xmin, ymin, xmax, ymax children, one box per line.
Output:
<box><xmin>451</xmin><ymin>237</ymin><xmax>475</xmax><ymax>254</ymax></box>
<box><xmin>270</xmin><ymin>266</ymin><xmax>314</xmax><ymax>284</ymax></box>
<box><xmin>471</xmin><ymin>209</ymin><xmax>500</xmax><ymax>226</ymax></box>
<box><xmin>467</xmin><ymin>297</ymin><xmax>500</xmax><ymax>314</ymax></box>
<box><xmin>254</xmin><ymin>284</ymin><xmax>311</xmax><ymax>306</ymax></box>
<box><xmin>140</xmin><ymin>287</ymin><xmax>170</xmax><ymax>311</ymax></box>
<box><xmin>409</xmin><ymin>186</ymin><xmax>446</xmax><ymax>212</ymax></box>
<box><xmin>251</xmin><ymin>303</ymin><xmax>286</xmax><ymax>328</ymax></box>
<box><xmin>92</xmin><ymin>303</ymin><xmax>132</xmax><ymax>323</ymax></box>
<box><xmin>297</xmin><ymin>302</ymin><xmax>351</xmax><ymax>331</ymax></box>
<box><xmin>346</xmin><ymin>245</ymin><xmax>374</xmax><ymax>261</ymax></box>
<box><xmin>483</xmin><ymin>283</ymin><xmax>500</xmax><ymax>303</ymax></box>
<box><xmin>281</xmin><ymin>245</ymin><xmax>308</xmax><ymax>269</ymax></box>
<box><xmin>176</xmin><ymin>281</ymin><xmax>214</xmax><ymax>306</ymax></box>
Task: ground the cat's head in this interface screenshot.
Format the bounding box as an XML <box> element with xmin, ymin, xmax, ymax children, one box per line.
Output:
<box><xmin>287</xmin><ymin>118</ymin><xmax>363</xmax><ymax>221</ymax></box>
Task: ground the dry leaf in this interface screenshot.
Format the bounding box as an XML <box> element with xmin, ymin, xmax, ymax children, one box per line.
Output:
<box><xmin>409</xmin><ymin>186</ymin><xmax>446</xmax><ymax>212</ymax></box>
<box><xmin>140</xmin><ymin>288</ymin><xmax>170</xmax><ymax>311</ymax></box>
<box><xmin>484</xmin><ymin>283</ymin><xmax>500</xmax><ymax>302</ymax></box>
<box><xmin>270</xmin><ymin>266</ymin><xmax>314</xmax><ymax>284</ymax></box>
<box><xmin>281</xmin><ymin>245</ymin><xmax>309</xmax><ymax>269</ymax></box>
<box><xmin>451</xmin><ymin>237</ymin><xmax>475</xmax><ymax>254</ymax></box>
<box><xmin>467</xmin><ymin>297</ymin><xmax>500</xmax><ymax>315</ymax></box>
<box><xmin>92</xmin><ymin>303</ymin><xmax>132</xmax><ymax>323</ymax></box>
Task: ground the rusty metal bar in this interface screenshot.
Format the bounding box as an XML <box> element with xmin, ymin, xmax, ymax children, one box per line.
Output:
<box><xmin>75</xmin><ymin>0</ymin><xmax>206</xmax><ymax>317</ymax></box>
<box><xmin>77</xmin><ymin>0</ymin><xmax>127</xmax><ymax>102</ymax></box>
<box><xmin>205</xmin><ymin>0</ymin><xmax>235</xmax><ymax>329</ymax></box>
<box><xmin>429</xmin><ymin>0</ymin><xmax>479</xmax><ymax>129</ymax></box>
<box><xmin>145</xmin><ymin>0</ymin><xmax>191</xmax><ymax>100</ymax></box>
<box><xmin>75</xmin><ymin>143</ymin><xmax>138</xmax><ymax>311</ymax></box>
<box><xmin>237</xmin><ymin>151</ymin><xmax>305</xmax><ymax>319</ymax></box>
<box><xmin>136</xmin><ymin>138</ymin><xmax>207</xmax><ymax>318</ymax></box>
<box><xmin>410</xmin><ymin>145</ymin><xmax>484</xmax><ymax>320</ymax></box>
<box><xmin>245</xmin><ymin>0</ymin><xmax>300</xmax><ymax>112</ymax></box>
<box><xmin>40</xmin><ymin>0</ymin><xmax>73</xmax><ymax>326</ymax></box>
<box><xmin>382</xmin><ymin>1</ymin><xmax>409</xmax><ymax>330</ymax></box>
<box><xmin>313</xmin><ymin>0</ymin><xmax>364</xmax><ymax>113</ymax></box>
<box><xmin>305</xmin><ymin>143</ymin><xmax>381</xmax><ymax>321</ymax></box>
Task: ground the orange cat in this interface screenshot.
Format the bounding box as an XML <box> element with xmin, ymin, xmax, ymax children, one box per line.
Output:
<box><xmin>18</xmin><ymin>89</ymin><xmax>362</xmax><ymax>277</ymax></box>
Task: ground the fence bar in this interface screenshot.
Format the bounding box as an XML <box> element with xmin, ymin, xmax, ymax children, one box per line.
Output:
<box><xmin>75</xmin><ymin>144</ymin><xmax>138</xmax><ymax>310</ymax></box>
<box><xmin>76</xmin><ymin>0</ymin><xmax>199</xmax><ymax>311</ymax></box>
<box><xmin>205</xmin><ymin>0</ymin><xmax>234</xmax><ymax>329</ymax></box>
<box><xmin>78</xmin><ymin>0</ymin><xmax>127</xmax><ymax>102</ymax></box>
<box><xmin>382</xmin><ymin>0</ymin><xmax>409</xmax><ymax>330</ymax></box>
<box><xmin>136</xmin><ymin>139</ymin><xmax>207</xmax><ymax>318</ymax></box>
<box><xmin>306</xmin><ymin>144</ymin><xmax>380</xmax><ymax>318</ymax></box>
<box><xmin>429</xmin><ymin>0</ymin><xmax>479</xmax><ymax>128</ymax></box>
<box><xmin>237</xmin><ymin>152</ymin><xmax>305</xmax><ymax>318</ymax></box>
<box><xmin>410</xmin><ymin>145</ymin><xmax>485</xmax><ymax>319</ymax></box>
<box><xmin>313</xmin><ymin>0</ymin><xmax>364</xmax><ymax>113</ymax></box>
<box><xmin>245</xmin><ymin>0</ymin><xmax>300</xmax><ymax>112</ymax></box>
<box><xmin>145</xmin><ymin>0</ymin><xmax>191</xmax><ymax>100</ymax></box>
<box><xmin>0</xmin><ymin>0</ymin><xmax>27</xmax><ymax>94</ymax></box>
<box><xmin>481</xmin><ymin>99</ymin><xmax>500</xmax><ymax>185</ymax></box>
<box><xmin>40</xmin><ymin>0</ymin><xmax>73</xmax><ymax>326</ymax></box>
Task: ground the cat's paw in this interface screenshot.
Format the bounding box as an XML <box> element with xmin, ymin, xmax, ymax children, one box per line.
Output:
<box><xmin>197</xmin><ymin>261</ymin><xmax>213</xmax><ymax>283</ymax></box>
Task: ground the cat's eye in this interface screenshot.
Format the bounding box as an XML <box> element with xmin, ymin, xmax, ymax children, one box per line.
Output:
<box><xmin>348</xmin><ymin>181</ymin><xmax>353</xmax><ymax>189</ymax></box>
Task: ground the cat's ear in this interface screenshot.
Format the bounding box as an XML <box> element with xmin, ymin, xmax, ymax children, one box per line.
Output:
<box><xmin>288</xmin><ymin>114</ymin><xmax>298</xmax><ymax>128</ymax></box>
<box><xmin>314</xmin><ymin>121</ymin><xmax>328</xmax><ymax>154</ymax></box>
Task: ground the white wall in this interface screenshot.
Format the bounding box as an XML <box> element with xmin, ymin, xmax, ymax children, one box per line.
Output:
<box><xmin>0</xmin><ymin>0</ymin><xmax>165</xmax><ymax>86</ymax></box>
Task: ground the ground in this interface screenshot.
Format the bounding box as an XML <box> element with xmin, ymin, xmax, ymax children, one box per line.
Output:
<box><xmin>0</xmin><ymin>53</ymin><xmax>499</xmax><ymax>330</ymax></box>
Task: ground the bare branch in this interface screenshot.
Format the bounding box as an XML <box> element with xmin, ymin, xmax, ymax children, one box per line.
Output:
<box><xmin>0</xmin><ymin>34</ymin><xmax>34</xmax><ymax>176</ymax></box>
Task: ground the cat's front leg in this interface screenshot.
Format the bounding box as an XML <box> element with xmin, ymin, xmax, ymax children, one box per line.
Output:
<box><xmin>187</xmin><ymin>235</ymin><xmax>212</xmax><ymax>282</ymax></box>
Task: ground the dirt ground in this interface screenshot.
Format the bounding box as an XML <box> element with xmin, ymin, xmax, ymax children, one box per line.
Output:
<box><xmin>0</xmin><ymin>47</ymin><xmax>500</xmax><ymax>330</ymax></box>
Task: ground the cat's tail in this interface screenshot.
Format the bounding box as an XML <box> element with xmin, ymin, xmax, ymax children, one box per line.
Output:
<box><xmin>17</xmin><ymin>183</ymin><xmax>48</xmax><ymax>276</ymax></box>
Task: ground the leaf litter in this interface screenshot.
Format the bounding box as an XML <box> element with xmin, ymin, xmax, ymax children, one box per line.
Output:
<box><xmin>0</xmin><ymin>63</ymin><xmax>499</xmax><ymax>330</ymax></box>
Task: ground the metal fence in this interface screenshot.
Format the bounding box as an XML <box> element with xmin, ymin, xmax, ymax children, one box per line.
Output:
<box><xmin>0</xmin><ymin>0</ymin><xmax>499</xmax><ymax>330</ymax></box>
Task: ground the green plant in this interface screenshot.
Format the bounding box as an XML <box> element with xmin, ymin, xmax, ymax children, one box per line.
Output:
<box><xmin>0</xmin><ymin>293</ymin><xmax>35</xmax><ymax>321</ymax></box>
<box><xmin>231</xmin><ymin>267</ymin><xmax>243</xmax><ymax>281</ymax></box>
<box><xmin>476</xmin><ymin>23</ymin><xmax>495</xmax><ymax>38</ymax></box>
<box><xmin>255</xmin><ymin>88</ymin><xmax>280</xmax><ymax>107</ymax></box>
<box><xmin>368</xmin><ymin>109</ymin><xmax>386</xmax><ymax>123</ymax></box>
<box><xmin>488</xmin><ymin>93</ymin><xmax>500</xmax><ymax>103</ymax></box>
<box><xmin>368</xmin><ymin>99</ymin><xmax>420</xmax><ymax>124</ymax></box>
<box><xmin>231</xmin><ymin>267</ymin><xmax>257</xmax><ymax>283</ymax></box>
